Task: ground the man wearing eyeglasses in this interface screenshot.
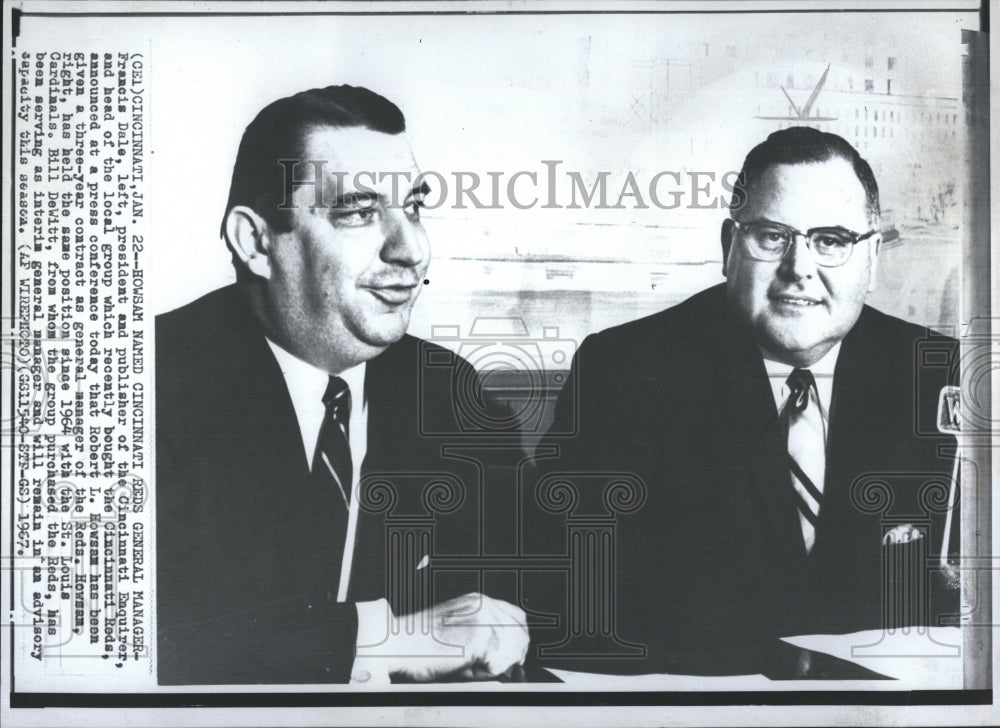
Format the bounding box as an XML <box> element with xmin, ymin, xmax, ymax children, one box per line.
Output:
<box><xmin>526</xmin><ymin>126</ymin><xmax>958</xmax><ymax>675</ymax></box>
<box><xmin>156</xmin><ymin>85</ymin><xmax>528</xmax><ymax>685</ymax></box>
<box><xmin>721</xmin><ymin>137</ymin><xmax>881</xmax><ymax>379</ymax></box>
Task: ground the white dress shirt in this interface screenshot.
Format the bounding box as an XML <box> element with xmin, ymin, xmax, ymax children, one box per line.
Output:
<box><xmin>265</xmin><ymin>339</ymin><xmax>392</xmax><ymax>684</ymax></box>
<box><xmin>265</xmin><ymin>338</ymin><xmax>368</xmax><ymax>481</ymax></box>
<box><xmin>761</xmin><ymin>342</ymin><xmax>842</xmax><ymax>428</ymax></box>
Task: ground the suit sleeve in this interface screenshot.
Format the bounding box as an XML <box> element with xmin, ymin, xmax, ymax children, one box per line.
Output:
<box><xmin>156</xmin><ymin>417</ymin><xmax>361</xmax><ymax>685</ymax></box>
<box><xmin>157</xmin><ymin>586</ymin><xmax>360</xmax><ymax>685</ymax></box>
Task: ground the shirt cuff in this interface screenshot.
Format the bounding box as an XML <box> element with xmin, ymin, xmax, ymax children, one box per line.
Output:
<box><xmin>350</xmin><ymin>598</ymin><xmax>394</xmax><ymax>686</ymax></box>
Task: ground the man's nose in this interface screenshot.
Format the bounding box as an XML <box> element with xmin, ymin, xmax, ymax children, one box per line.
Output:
<box><xmin>380</xmin><ymin>209</ymin><xmax>429</xmax><ymax>268</ymax></box>
<box><xmin>779</xmin><ymin>235</ymin><xmax>818</xmax><ymax>280</ymax></box>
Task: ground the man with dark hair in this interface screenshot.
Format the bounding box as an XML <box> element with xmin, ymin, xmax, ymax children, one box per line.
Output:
<box><xmin>220</xmin><ymin>85</ymin><xmax>407</xmax><ymax>239</ymax></box>
<box><xmin>729</xmin><ymin>125</ymin><xmax>881</xmax><ymax>221</ymax></box>
<box><xmin>526</xmin><ymin>126</ymin><xmax>958</xmax><ymax>675</ymax></box>
<box><xmin>157</xmin><ymin>85</ymin><xmax>527</xmax><ymax>685</ymax></box>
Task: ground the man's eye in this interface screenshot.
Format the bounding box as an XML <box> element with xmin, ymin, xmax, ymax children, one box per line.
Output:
<box><xmin>756</xmin><ymin>227</ymin><xmax>789</xmax><ymax>245</ymax></box>
<box><xmin>331</xmin><ymin>206</ymin><xmax>379</xmax><ymax>227</ymax></box>
<box><xmin>405</xmin><ymin>198</ymin><xmax>425</xmax><ymax>220</ymax></box>
<box><xmin>813</xmin><ymin>233</ymin><xmax>850</xmax><ymax>248</ymax></box>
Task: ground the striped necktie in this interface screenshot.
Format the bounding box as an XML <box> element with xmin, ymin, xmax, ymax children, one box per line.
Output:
<box><xmin>784</xmin><ymin>368</ymin><xmax>826</xmax><ymax>553</ymax></box>
<box><xmin>313</xmin><ymin>375</ymin><xmax>353</xmax><ymax>508</ymax></box>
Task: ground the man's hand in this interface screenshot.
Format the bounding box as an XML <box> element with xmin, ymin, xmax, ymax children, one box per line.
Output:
<box><xmin>369</xmin><ymin>593</ymin><xmax>529</xmax><ymax>682</ymax></box>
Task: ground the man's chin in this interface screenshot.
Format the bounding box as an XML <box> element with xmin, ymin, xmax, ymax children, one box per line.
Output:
<box><xmin>755</xmin><ymin>325</ymin><xmax>822</xmax><ymax>361</ymax></box>
<box><xmin>359</xmin><ymin>318</ymin><xmax>411</xmax><ymax>349</ymax></box>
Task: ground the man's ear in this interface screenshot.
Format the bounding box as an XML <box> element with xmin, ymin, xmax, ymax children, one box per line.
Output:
<box><xmin>866</xmin><ymin>231</ymin><xmax>881</xmax><ymax>293</ymax></box>
<box><xmin>224</xmin><ymin>206</ymin><xmax>273</xmax><ymax>279</ymax></box>
<box><xmin>720</xmin><ymin>218</ymin><xmax>735</xmax><ymax>278</ymax></box>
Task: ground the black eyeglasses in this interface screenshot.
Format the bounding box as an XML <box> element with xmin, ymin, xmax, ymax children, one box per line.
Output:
<box><xmin>731</xmin><ymin>219</ymin><xmax>878</xmax><ymax>268</ymax></box>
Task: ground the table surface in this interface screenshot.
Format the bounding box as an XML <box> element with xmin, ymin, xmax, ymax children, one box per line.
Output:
<box><xmin>545</xmin><ymin>627</ymin><xmax>964</xmax><ymax>690</ymax></box>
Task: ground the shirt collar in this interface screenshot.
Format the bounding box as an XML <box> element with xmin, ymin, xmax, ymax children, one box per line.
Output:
<box><xmin>761</xmin><ymin>341</ymin><xmax>841</xmax><ymax>416</ymax></box>
<box><xmin>264</xmin><ymin>337</ymin><xmax>366</xmax><ymax>424</ymax></box>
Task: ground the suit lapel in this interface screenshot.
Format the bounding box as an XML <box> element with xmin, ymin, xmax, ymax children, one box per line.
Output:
<box><xmin>222</xmin><ymin>287</ymin><xmax>310</xmax><ymax>477</ymax></box>
<box><xmin>190</xmin><ymin>286</ymin><xmax>328</xmax><ymax>593</ymax></box>
<box><xmin>360</xmin><ymin>336</ymin><xmax>416</xmax><ymax>473</ymax></box>
<box><xmin>714</xmin><ymin>301</ymin><xmax>806</xmax><ymax>558</ymax></box>
<box><xmin>817</xmin><ymin>309</ymin><xmax>878</xmax><ymax>557</ymax></box>
<box><xmin>350</xmin><ymin>337</ymin><xmax>414</xmax><ymax>602</ymax></box>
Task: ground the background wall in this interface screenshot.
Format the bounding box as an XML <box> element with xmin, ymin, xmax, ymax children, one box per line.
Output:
<box><xmin>79</xmin><ymin>9</ymin><xmax>975</xmax><ymax>356</ymax></box>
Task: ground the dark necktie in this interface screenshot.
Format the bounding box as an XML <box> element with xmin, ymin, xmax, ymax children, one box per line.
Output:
<box><xmin>313</xmin><ymin>376</ymin><xmax>353</xmax><ymax>505</ymax></box>
<box><xmin>312</xmin><ymin>376</ymin><xmax>354</xmax><ymax>598</ymax></box>
<box><xmin>784</xmin><ymin>368</ymin><xmax>826</xmax><ymax>553</ymax></box>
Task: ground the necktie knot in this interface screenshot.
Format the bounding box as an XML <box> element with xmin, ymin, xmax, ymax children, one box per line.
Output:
<box><xmin>323</xmin><ymin>376</ymin><xmax>352</xmax><ymax>423</ymax></box>
<box><xmin>786</xmin><ymin>368</ymin><xmax>816</xmax><ymax>412</ymax></box>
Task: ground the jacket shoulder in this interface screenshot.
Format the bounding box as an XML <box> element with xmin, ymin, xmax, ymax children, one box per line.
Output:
<box><xmin>847</xmin><ymin>305</ymin><xmax>958</xmax><ymax>395</ymax></box>
<box><xmin>577</xmin><ymin>284</ymin><xmax>726</xmax><ymax>372</ymax></box>
<box><xmin>854</xmin><ymin>305</ymin><xmax>956</xmax><ymax>347</ymax></box>
<box><xmin>156</xmin><ymin>286</ymin><xmax>248</xmax><ymax>348</ymax></box>
<box><xmin>373</xmin><ymin>333</ymin><xmax>476</xmax><ymax>376</ymax></box>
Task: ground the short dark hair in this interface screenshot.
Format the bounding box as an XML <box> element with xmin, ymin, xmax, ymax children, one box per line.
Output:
<box><xmin>221</xmin><ymin>84</ymin><xmax>406</xmax><ymax>238</ymax></box>
<box><xmin>730</xmin><ymin>126</ymin><xmax>880</xmax><ymax>222</ymax></box>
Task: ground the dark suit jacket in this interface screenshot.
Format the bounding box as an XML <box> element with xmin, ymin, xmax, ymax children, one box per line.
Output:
<box><xmin>156</xmin><ymin>285</ymin><xmax>495</xmax><ymax>684</ymax></box>
<box><xmin>524</xmin><ymin>284</ymin><xmax>959</xmax><ymax>674</ymax></box>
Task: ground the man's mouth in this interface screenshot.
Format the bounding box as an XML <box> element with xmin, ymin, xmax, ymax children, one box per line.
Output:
<box><xmin>366</xmin><ymin>284</ymin><xmax>417</xmax><ymax>305</ymax></box>
<box><xmin>771</xmin><ymin>294</ymin><xmax>822</xmax><ymax>308</ymax></box>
